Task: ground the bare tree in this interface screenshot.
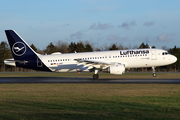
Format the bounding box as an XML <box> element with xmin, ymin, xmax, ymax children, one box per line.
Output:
<box><xmin>56</xmin><ymin>40</ymin><xmax>68</xmax><ymax>53</ymax></box>
<box><xmin>118</xmin><ymin>44</ymin><xmax>124</xmax><ymax>50</ymax></box>
<box><xmin>162</xmin><ymin>46</ymin><xmax>169</xmax><ymax>51</ymax></box>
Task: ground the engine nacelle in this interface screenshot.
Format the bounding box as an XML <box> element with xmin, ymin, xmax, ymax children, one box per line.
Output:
<box><xmin>109</xmin><ymin>64</ymin><xmax>125</xmax><ymax>75</ymax></box>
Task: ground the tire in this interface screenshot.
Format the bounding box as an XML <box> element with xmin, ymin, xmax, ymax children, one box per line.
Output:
<box><xmin>93</xmin><ymin>74</ymin><xmax>99</xmax><ymax>79</ymax></box>
<box><xmin>152</xmin><ymin>73</ymin><xmax>156</xmax><ymax>77</ymax></box>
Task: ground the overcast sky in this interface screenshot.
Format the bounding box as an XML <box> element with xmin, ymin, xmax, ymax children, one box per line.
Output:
<box><xmin>0</xmin><ymin>0</ymin><xmax>180</xmax><ymax>50</ymax></box>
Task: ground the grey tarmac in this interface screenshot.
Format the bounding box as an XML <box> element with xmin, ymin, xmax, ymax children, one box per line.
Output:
<box><xmin>0</xmin><ymin>77</ymin><xmax>180</xmax><ymax>84</ymax></box>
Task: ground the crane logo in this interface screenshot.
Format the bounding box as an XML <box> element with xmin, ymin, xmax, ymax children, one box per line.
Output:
<box><xmin>12</xmin><ymin>42</ymin><xmax>26</xmax><ymax>56</ymax></box>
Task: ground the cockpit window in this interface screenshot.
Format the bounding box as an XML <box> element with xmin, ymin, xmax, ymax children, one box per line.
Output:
<box><xmin>162</xmin><ymin>52</ymin><xmax>169</xmax><ymax>55</ymax></box>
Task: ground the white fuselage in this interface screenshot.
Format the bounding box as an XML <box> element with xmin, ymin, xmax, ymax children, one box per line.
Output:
<box><xmin>38</xmin><ymin>48</ymin><xmax>177</xmax><ymax>72</ymax></box>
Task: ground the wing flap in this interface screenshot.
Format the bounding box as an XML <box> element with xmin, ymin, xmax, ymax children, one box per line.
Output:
<box><xmin>74</xmin><ymin>59</ymin><xmax>112</xmax><ymax>69</ymax></box>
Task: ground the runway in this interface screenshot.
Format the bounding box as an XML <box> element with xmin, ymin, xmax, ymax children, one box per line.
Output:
<box><xmin>0</xmin><ymin>77</ymin><xmax>180</xmax><ymax>84</ymax></box>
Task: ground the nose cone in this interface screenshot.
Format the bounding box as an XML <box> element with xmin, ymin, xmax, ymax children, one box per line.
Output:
<box><xmin>172</xmin><ymin>56</ymin><xmax>177</xmax><ymax>63</ymax></box>
<box><xmin>172</xmin><ymin>55</ymin><xmax>177</xmax><ymax>63</ymax></box>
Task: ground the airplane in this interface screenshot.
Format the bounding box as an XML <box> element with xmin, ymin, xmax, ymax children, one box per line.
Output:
<box><xmin>4</xmin><ymin>30</ymin><xmax>177</xmax><ymax>79</ymax></box>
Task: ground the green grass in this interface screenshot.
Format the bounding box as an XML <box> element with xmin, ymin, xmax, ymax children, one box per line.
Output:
<box><xmin>0</xmin><ymin>72</ymin><xmax>180</xmax><ymax>79</ymax></box>
<box><xmin>0</xmin><ymin>84</ymin><xmax>180</xmax><ymax>120</ymax></box>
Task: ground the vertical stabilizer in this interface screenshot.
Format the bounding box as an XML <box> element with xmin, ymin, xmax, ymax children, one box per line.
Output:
<box><xmin>5</xmin><ymin>30</ymin><xmax>37</xmax><ymax>60</ymax></box>
<box><xmin>5</xmin><ymin>30</ymin><xmax>50</xmax><ymax>71</ymax></box>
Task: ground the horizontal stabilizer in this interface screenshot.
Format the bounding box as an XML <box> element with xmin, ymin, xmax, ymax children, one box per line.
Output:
<box><xmin>4</xmin><ymin>58</ymin><xmax>15</xmax><ymax>66</ymax></box>
<box><xmin>4</xmin><ymin>58</ymin><xmax>29</xmax><ymax>66</ymax></box>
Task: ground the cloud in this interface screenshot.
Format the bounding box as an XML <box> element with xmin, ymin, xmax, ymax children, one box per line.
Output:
<box><xmin>118</xmin><ymin>22</ymin><xmax>129</xmax><ymax>29</ymax></box>
<box><xmin>143</xmin><ymin>21</ymin><xmax>154</xmax><ymax>27</ymax></box>
<box><xmin>134</xmin><ymin>33</ymin><xmax>176</xmax><ymax>43</ymax></box>
<box><xmin>130</xmin><ymin>21</ymin><xmax>136</xmax><ymax>26</ymax></box>
<box><xmin>156</xmin><ymin>33</ymin><xmax>176</xmax><ymax>42</ymax></box>
<box><xmin>89</xmin><ymin>22</ymin><xmax>114</xmax><ymax>30</ymax></box>
<box><xmin>118</xmin><ymin>21</ymin><xmax>136</xmax><ymax>30</ymax></box>
<box><xmin>70</xmin><ymin>31</ymin><xmax>85</xmax><ymax>39</ymax></box>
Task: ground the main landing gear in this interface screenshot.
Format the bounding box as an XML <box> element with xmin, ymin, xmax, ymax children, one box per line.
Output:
<box><xmin>93</xmin><ymin>74</ymin><xmax>99</xmax><ymax>79</ymax></box>
<box><xmin>93</xmin><ymin>69</ymin><xmax>99</xmax><ymax>79</ymax></box>
<box><xmin>152</xmin><ymin>66</ymin><xmax>156</xmax><ymax>77</ymax></box>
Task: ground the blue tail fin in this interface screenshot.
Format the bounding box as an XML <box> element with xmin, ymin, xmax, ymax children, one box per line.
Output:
<box><xmin>5</xmin><ymin>30</ymin><xmax>50</xmax><ymax>71</ymax></box>
<box><xmin>5</xmin><ymin>30</ymin><xmax>37</xmax><ymax>60</ymax></box>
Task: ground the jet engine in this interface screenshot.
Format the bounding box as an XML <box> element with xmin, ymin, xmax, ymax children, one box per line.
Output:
<box><xmin>109</xmin><ymin>64</ymin><xmax>125</xmax><ymax>75</ymax></box>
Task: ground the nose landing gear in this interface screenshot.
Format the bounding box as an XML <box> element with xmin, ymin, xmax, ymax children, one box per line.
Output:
<box><xmin>152</xmin><ymin>66</ymin><xmax>156</xmax><ymax>77</ymax></box>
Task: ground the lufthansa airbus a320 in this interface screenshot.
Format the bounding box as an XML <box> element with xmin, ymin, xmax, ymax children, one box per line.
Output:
<box><xmin>4</xmin><ymin>30</ymin><xmax>177</xmax><ymax>79</ymax></box>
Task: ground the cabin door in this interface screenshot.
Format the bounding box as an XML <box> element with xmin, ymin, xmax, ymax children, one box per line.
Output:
<box><xmin>151</xmin><ymin>50</ymin><xmax>157</xmax><ymax>60</ymax></box>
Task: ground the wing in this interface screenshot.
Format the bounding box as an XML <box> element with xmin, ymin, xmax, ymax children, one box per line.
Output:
<box><xmin>74</xmin><ymin>58</ymin><xmax>114</xmax><ymax>70</ymax></box>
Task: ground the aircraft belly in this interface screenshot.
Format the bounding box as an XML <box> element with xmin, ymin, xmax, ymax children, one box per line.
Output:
<box><xmin>49</xmin><ymin>64</ymin><xmax>77</xmax><ymax>72</ymax></box>
<box><xmin>56</xmin><ymin>69</ymin><xmax>77</xmax><ymax>72</ymax></box>
<box><xmin>127</xmin><ymin>59</ymin><xmax>151</xmax><ymax>68</ymax></box>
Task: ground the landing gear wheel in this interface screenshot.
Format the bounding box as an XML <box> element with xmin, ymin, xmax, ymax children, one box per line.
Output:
<box><xmin>152</xmin><ymin>73</ymin><xmax>156</xmax><ymax>77</ymax></box>
<box><xmin>93</xmin><ymin>74</ymin><xmax>99</xmax><ymax>79</ymax></box>
<box><xmin>152</xmin><ymin>66</ymin><xmax>156</xmax><ymax>77</ymax></box>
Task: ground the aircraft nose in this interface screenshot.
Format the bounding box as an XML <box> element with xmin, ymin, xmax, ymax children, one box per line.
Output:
<box><xmin>172</xmin><ymin>55</ymin><xmax>177</xmax><ymax>63</ymax></box>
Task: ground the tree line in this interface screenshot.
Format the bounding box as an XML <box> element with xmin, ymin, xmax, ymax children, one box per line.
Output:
<box><xmin>0</xmin><ymin>40</ymin><xmax>179</xmax><ymax>72</ymax></box>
